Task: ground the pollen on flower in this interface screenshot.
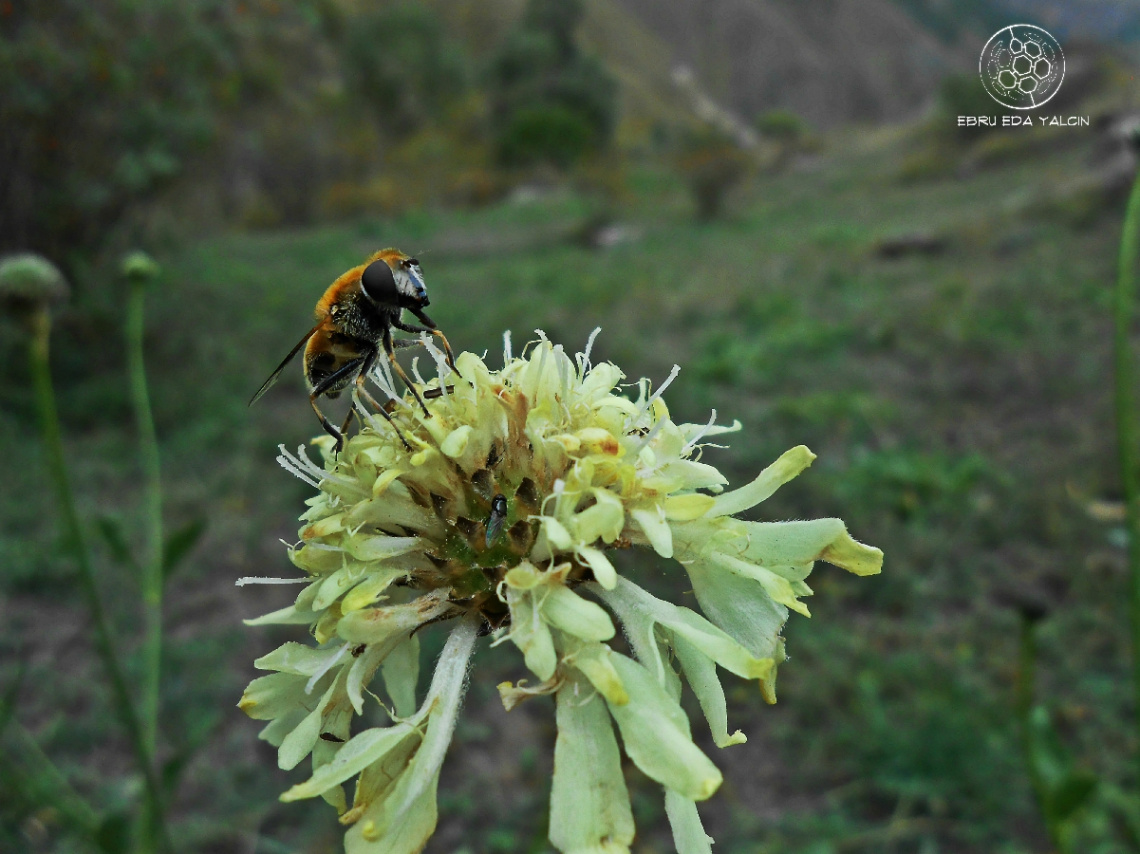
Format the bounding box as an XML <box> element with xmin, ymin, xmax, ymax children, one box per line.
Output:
<box><xmin>240</xmin><ymin>329</ymin><xmax>883</xmax><ymax>854</ymax></box>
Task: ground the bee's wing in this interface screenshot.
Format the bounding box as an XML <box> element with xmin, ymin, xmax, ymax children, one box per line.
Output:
<box><xmin>249</xmin><ymin>324</ymin><xmax>320</xmax><ymax>406</ymax></box>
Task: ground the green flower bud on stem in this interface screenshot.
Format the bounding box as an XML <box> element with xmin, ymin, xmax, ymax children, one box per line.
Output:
<box><xmin>0</xmin><ymin>253</ymin><xmax>69</xmax><ymax>317</ymax></box>
<box><xmin>120</xmin><ymin>250</ymin><xmax>161</xmax><ymax>285</ymax></box>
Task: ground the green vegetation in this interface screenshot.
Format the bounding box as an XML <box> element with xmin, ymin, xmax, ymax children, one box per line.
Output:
<box><xmin>4</xmin><ymin>254</ymin><xmax>173</xmax><ymax>853</ymax></box>
<box><xmin>489</xmin><ymin>0</ymin><xmax>617</xmax><ymax>170</ymax></box>
<box><xmin>754</xmin><ymin>109</ymin><xmax>817</xmax><ymax>174</ymax></box>
<box><xmin>1</xmin><ymin>0</ymin><xmax>627</xmax><ymax>267</ymax></box>
<box><xmin>674</xmin><ymin>127</ymin><xmax>754</xmax><ymax>221</ymax></box>
<box><xmin>335</xmin><ymin>3</ymin><xmax>470</xmax><ymax>142</ymax></box>
<box><xmin>0</xmin><ymin>0</ymin><xmax>327</xmax><ymax>263</ymax></box>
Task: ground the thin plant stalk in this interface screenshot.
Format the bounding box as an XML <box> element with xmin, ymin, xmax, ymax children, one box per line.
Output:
<box><xmin>6</xmin><ymin>721</ymin><xmax>101</xmax><ymax>835</ymax></box>
<box><xmin>1115</xmin><ymin>168</ymin><xmax>1140</xmax><ymax>784</ymax></box>
<box><xmin>127</xmin><ymin>275</ymin><xmax>164</xmax><ymax>759</ymax></box>
<box><xmin>29</xmin><ymin>306</ymin><xmax>172</xmax><ymax>853</ymax></box>
<box><xmin>1015</xmin><ymin>615</ymin><xmax>1049</xmax><ymax>837</ymax></box>
<box><xmin>1015</xmin><ymin>615</ymin><xmax>1036</xmax><ymax>736</ymax></box>
<box><xmin>0</xmin><ymin>664</ymin><xmax>100</xmax><ymax>837</ymax></box>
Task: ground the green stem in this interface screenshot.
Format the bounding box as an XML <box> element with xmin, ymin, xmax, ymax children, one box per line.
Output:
<box><xmin>1021</xmin><ymin>615</ymin><xmax>1039</xmax><ymax>747</ymax></box>
<box><xmin>1016</xmin><ymin>616</ymin><xmax>1057</xmax><ymax>847</ymax></box>
<box><xmin>6</xmin><ymin>721</ymin><xmax>101</xmax><ymax>834</ymax></box>
<box><xmin>29</xmin><ymin>308</ymin><xmax>172</xmax><ymax>853</ymax></box>
<box><xmin>0</xmin><ymin>659</ymin><xmax>26</xmax><ymax>739</ymax></box>
<box><xmin>0</xmin><ymin>665</ymin><xmax>101</xmax><ymax>838</ymax></box>
<box><xmin>127</xmin><ymin>279</ymin><xmax>164</xmax><ymax>760</ymax></box>
<box><xmin>1115</xmin><ymin>168</ymin><xmax>1140</xmax><ymax>786</ymax></box>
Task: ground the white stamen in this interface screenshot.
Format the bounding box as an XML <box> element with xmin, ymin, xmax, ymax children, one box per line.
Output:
<box><xmin>276</xmin><ymin>445</ymin><xmax>320</xmax><ymax>488</ymax></box>
<box><xmin>299</xmin><ymin>541</ymin><xmax>343</xmax><ymax>552</ymax></box>
<box><xmin>554</xmin><ymin>344</ymin><xmax>568</xmax><ymax>397</ymax></box>
<box><xmin>352</xmin><ymin>393</ymin><xmax>379</xmax><ymax>429</ymax></box>
<box><xmin>372</xmin><ymin>354</ymin><xmax>399</xmax><ymax>402</ymax></box>
<box><xmin>648</xmin><ymin>365</ymin><xmax>680</xmax><ymax>410</ymax></box>
<box><xmin>306</xmin><ymin>642</ymin><xmax>350</xmax><ymax>694</ymax></box>
<box><xmin>578</xmin><ymin>326</ymin><xmax>602</xmax><ymax>376</ymax></box>
<box><xmin>633</xmin><ymin>417</ymin><xmax>666</xmax><ymax>454</ymax></box>
<box><xmin>358</xmin><ymin>409</ymin><xmax>396</xmax><ymax>440</ymax></box>
<box><xmin>633</xmin><ymin>364</ymin><xmax>680</xmax><ymax>426</ymax></box>
<box><xmin>295</xmin><ymin>445</ymin><xmax>329</xmax><ymax>478</ymax></box>
<box><xmin>503</xmin><ymin>330</ymin><xmax>512</xmax><ymax>364</ymax></box>
<box><xmin>533</xmin><ymin>336</ymin><xmax>550</xmax><ymax>393</ymax></box>
<box><xmin>542</xmin><ymin>477</ymin><xmax>576</xmax><ymax>517</ymax></box>
<box><xmin>411</xmin><ymin>355</ymin><xmax>426</xmax><ymax>387</ymax></box>
<box><xmin>682</xmin><ymin>409</ymin><xmax>718</xmax><ymax>455</ymax></box>
<box><xmin>422</xmin><ymin>335</ymin><xmax>450</xmax><ymax>398</ymax></box>
<box><xmin>296</xmin><ymin>444</ymin><xmax>358</xmax><ymax>491</ymax></box>
<box><xmin>235</xmin><ymin>576</ymin><xmax>312</xmax><ymax>586</ymax></box>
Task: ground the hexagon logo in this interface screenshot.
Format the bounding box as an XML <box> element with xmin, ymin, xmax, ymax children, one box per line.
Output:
<box><xmin>979</xmin><ymin>24</ymin><xmax>1064</xmax><ymax>110</ymax></box>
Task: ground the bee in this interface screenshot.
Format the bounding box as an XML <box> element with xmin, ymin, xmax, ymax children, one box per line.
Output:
<box><xmin>249</xmin><ymin>248</ymin><xmax>458</xmax><ymax>453</ymax></box>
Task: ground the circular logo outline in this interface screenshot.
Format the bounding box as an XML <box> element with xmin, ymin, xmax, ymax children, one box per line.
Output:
<box><xmin>978</xmin><ymin>24</ymin><xmax>1065</xmax><ymax>110</ymax></box>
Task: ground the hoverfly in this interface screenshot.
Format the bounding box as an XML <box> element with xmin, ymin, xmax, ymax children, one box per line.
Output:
<box><xmin>249</xmin><ymin>248</ymin><xmax>457</xmax><ymax>452</ymax></box>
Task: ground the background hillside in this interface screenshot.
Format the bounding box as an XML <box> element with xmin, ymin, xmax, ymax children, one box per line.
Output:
<box><xmin>612</xmin><ymin>0</ymin><xmax>968</xmax><ymax>128</ymax></box>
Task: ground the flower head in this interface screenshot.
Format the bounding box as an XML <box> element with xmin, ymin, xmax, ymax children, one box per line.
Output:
<box><xmin>0</xmin><ymin>253</ymin><xmax>69</xmax><ymax>316</ymax></box>
<box><xmin>240</xmin><ymin>330</ymin><xmax>882</xmax><ymax>853</ymax></box>
<box><xmin>120</xmin><ymin>250</ymin><xmax>161</xmax><ymax>284</ymax></box>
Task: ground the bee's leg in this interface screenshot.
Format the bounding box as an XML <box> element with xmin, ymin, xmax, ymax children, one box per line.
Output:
<box><xmin>309</xmin><ymin>357</ymin><xmax>367</xmax><ymax>455</ymax></box>
<box><xmin>389</xmin><ymin>329</ymin><xmax>458</xmax><ymax>396</ymax></box>
<box><xmin>337</xmin><ymin>404</ymin><xmax>356</xmax><ymax>444</ymax></box>
<box><xmin>352</xmin><ymin>360</ymin><xmax>412</xmax><ymax>450</ymax></box>
<box><xmin>429</xmin><ymin>328</ymin><xmax>460</xmax><ymax>375</ymax></box>
<box><xmin>383</xmin><ymin>327</ymin><xmax>432</xmax><ymax>417</ymax></box>
<box><xmin>397</xmin><ymin>311</ymin><xmax>461</xmax><ymax>376</ymax></box>
<box><xmin>309</xmin><ymin>395</ymin><xmax>346</xmax><ymax>455</ymax></box>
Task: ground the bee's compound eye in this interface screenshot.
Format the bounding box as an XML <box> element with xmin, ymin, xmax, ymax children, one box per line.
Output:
<box><xmin>407</xmin><ymin>258</ymin><xmax>419</xmax><ymax>267</ymax></box>
<box><xmin>360</xmin><ymin>259</ymin><xmax>398</xmax><ymax>304</ymax></box>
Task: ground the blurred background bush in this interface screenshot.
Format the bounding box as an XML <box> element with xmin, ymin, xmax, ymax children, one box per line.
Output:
<box><xmin>3</xmin><ymin>0</ymin><xmax>1140</xmax><ymax>851</ymax></box>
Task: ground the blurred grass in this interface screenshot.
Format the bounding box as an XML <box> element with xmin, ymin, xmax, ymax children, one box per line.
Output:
<box><xmin>1</xmin><ymin>119</ymin><xmax>1135</xmax><ymax>852</ymax></box>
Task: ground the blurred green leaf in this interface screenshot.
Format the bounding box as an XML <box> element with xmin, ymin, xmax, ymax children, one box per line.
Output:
<box><xmin>95</xmin><ymin>516</ymin><xmax>138</xmax><ymax>571</ymax></box>
<box><xmin>0</xmin><ymin>659</ymin><xmax>27</xmax><ymax>739</ymax></box>
<box><xmin>1025</xmin><ymin>705</ymin><xmax>1098</xmax><ymax>834</ymax></box>
<box><xmin>1046</xmin><ymin>771</ymin><xmax>1098</xmax><ymax>825</ymax></box>
<box><xmin>161</xmin><ymin>753</ymin><xmax>188</xmax><ymax>801</ymax></box>
<box><xmin>1027</xmin><ymin>705</ymin><xmax>1069</xmax><ymax>789</ymax></box>
<box><xmin>1097</xmin><ymin>783</ymin><xmax>1140</xmax><ymax>850</ymax></box>
<box><xmin>94</xmin><ymin>810</ymin><xmax>131</xmax><ymax>854</ymax></box>
<box><xmin>163</xmin><ymin>518</ymin><xmax>206</xmax><ymax>581</ymax></box>
<box><xmin>162</xmin><ymin>706</ymin><xmax>220</xmax><ymax>799</ymax></box>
